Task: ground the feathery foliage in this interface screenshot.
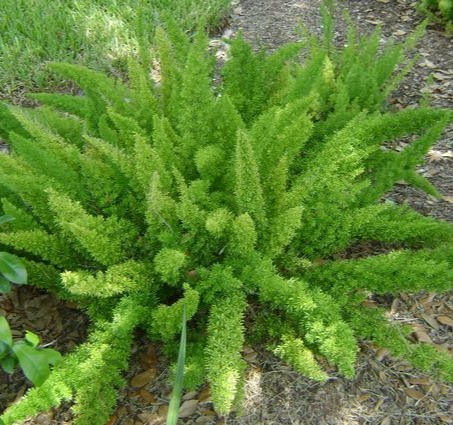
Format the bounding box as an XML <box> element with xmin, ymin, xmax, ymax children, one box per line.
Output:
<box><xmin>1</xmin><ymin>5</ymin><xmax>453</xmax><ymax>423</ymax></box>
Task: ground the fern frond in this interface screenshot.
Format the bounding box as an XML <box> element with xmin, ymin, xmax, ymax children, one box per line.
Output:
<box><xmin>47</xmin><ymin>189</ymin><xmax>138</xmax><ymax>266</ymax></box>
<box><xmin>205</xmin><ymin>291</ymin><xmax>247</xmax><ymax>414</ymax></box>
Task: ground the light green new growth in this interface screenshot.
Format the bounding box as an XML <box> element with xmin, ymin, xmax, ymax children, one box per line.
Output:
<box><xmin>274</xmin><ymin>335</ymin><xmax>328</xmax><ymax>381</ymax></box>
<box><xmin>1</xmin><ymin>4</ymin><xmax>453</xmax><ymax>423</ymax></box>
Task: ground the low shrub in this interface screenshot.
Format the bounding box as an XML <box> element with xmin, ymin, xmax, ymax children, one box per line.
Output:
<box><xmin>418</xmin><ymin>0</ymin><xmax>453</xmax><ymax>25</ymax></box>
<box><xmin>0</xmin><ymin>4</ymin><xmax>452</xmax><ymax>423</ymax></box>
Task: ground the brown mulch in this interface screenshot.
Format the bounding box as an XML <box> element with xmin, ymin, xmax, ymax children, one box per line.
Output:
<box><xmin>1</xmin><ymin>0</ymin><xmax>453</xmax><ymax>424</ymax></box>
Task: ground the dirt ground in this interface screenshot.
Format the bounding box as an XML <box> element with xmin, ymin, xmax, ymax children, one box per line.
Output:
<box><xmin>1</xmin><ymin>1</ymin><xmax>453</xmax><ymax>424</ymax></box>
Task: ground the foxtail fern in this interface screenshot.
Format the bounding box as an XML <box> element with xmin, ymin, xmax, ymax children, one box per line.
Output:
<box><xmin>1</xmin><ymin>5</ymin><xmax>453</xmax><ymax>423</ymax></box>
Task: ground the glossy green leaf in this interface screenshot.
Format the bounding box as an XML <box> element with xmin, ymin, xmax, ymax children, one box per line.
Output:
<box><xmin>12</xmin><ymin>343</ymin><xmax>51</xmax><ymax>386</ymax></box>
<box><xmin>0</xmin><ymin>252</ymin><xmax>27</xmax><ymax>284</ymax></box>
<box><xmin>0</xmin><ymin>276</ymin><xmax>12</xmax><ymax>293</ymax></box>
<box><xmin>0</xmin><ymin>316</ymin><xmax>13</xmax><ymax>346</ymax></box>
<box><xmin>41</xmin><ymin>348</ymin><xmax>62</xmax><ymax>366</ymax></box>
<box><xmin>0</xmin><ymin>340</ymin><xmax>6</xmax><ymax>355</ymax></box>
<box><xmin>25</xmin><ymin>331</ymin><xmax>40</xmax><ymax>348</ymax></box>
<box><xmin>1</xmin><ymin>356</ymin><xmax>16</xmax><ymax>374</ymax></box>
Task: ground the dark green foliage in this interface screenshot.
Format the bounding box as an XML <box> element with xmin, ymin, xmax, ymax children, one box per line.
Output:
<box><xmin>1</xmin><ymin>7</ymin><xmax>453</xmax><ymax>424</ymax></box>
<box><xmin>419</xmin><ymin>0</ymin><xmax>453</xmax><ymax>23</ymax></box>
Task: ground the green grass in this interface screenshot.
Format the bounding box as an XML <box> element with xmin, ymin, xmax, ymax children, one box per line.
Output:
<box><xmin>0</xmin><ymin>0</ymin><xmax>231</xmax><ymax>100</ymax></box>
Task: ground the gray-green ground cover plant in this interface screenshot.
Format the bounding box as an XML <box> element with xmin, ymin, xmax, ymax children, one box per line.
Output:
<box><xmin>0</xmin><ymin>4</ymin><xmax>453</xmax><ymax>424</ymax></box>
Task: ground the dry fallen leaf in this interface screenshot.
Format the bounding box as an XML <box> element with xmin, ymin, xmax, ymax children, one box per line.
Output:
<box><xmin>198</xmin><ymin>385</ymin><xmax>212</xmax><ymax>403</ymax></box>
<box><xmin>244</xmin><ymin>351</ymin><xmax>258</xmax><ymax>362</ymax></box>
<box><xmin>428</xmin><ymin>149</ymin><xmax>453</xmax><ymax>162</ymax></box>
<box><xmin>408</xmin><ymin>377</ymin><xmax>432</xmax><ymax>386</ymax></box>
<box><xmin>443</xmin><ymin>196</ymin><xmax>453</xmax><ymax>204</ymax></box>
<box><xmin>413</xmin><ymin>330</ymin><xmax>433</xmax><ymax>343</ymax></box>
<box><xmin>362</xmin><ymin>300</ymin><xmax>379</xmax><ymax>308</ymax></box>
<box><xmin>139</xmin><ymin>389</ymin><xmax>157</xmax><ymax>403</ymax></box>
<box><xmin>137</xmin><ymin>412</ymin><xmax>164</xmax><ymax>425</ymax></box>
<box><xmin>439</xmin><ymin>414</ymin><xmax>453</xmax><ymax>424</ymax></box>
<box><xmin>358</xmin><ymin>393</ymin><xmax>372</xmax><ymax>402</ymax></box>
<box><xmin>404</xmin><ymin>388</ymin><xmax>425</xmax><ymax>400</ymax></box>
<box><xmin>157</xmin><ymin>404</ymin><xmax>169</xmax><ymax>418</ymax></box>
<box><xmin>139</xmin><ymin>344</ymin><xmax>159</xmax><ymax>370</ymax></box>
<box><xmin>242</xmin><ymin>346</ymin><xmax>255</xmax><ymax>354</ymax></box>
<box><xmin>420</xmin><ymin>292</ymin><xmax>437</xmax><ymax>304</ymax></box>
<box><xmin>421</xmin><ymin>313</ymin><xmax>440</xmax><ymax>330</ymax></box>
<box><xmin>365</xmin><ymin>19</ymin><xmax>382</xmax><ymax>25</ymax></box>
<box><xmin>375</xmin><ymin>347</ymin><xmax>391</xmax><ymax>361</ymax></box>
<box><xmin>178</xmin><ymin>399</ymin><xmax>199</xmax><ymax>418</ymax></box>
<box><xmin>433</xmin><ymin>73</ymin><xmax>447</xmax><ymax>81</ymax></box>
<box><xmin>130</xmin><ymin>368</ymin><xmax>157</xmax><ymax>388</ymax></box>
<box><xmin>372</xmin><ymin>398</ymin><xmax>385</xmax><ymax>412</ymax></box>
<box><xmin>428</xmin><ymin>150</ymin><xmax>446</xmax><ymax>162</ymax></box>
<box><xmin>437</xmin><ymin>315</ymin><xmax>453</xmax><ymax>327</ymax></box>
<box><xmin>421</xmin><ymin>59</ymin><xmax>436</xmax><ymax>68</ymax></box>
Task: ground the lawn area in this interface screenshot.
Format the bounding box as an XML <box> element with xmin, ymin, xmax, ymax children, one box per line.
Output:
<box><xmin>0</xmin><ymin>0</ymin><xmax>231</xmax><ymax>101</ymax></box>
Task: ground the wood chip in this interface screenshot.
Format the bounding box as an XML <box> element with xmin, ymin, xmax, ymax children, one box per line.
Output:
<box><xmin>137</xmin><ymin>412</ymin><xmax>164</xmax><ymax>425</ymax></box>
<box><xmin>139</xmin><ymin>389</ymin><xmax>157</xmax><ymax>403</ymax></box>
<box><xmin>178</xmin><ymin>399</ymin><xmax>199</xmax><ymax>418</ymax></box>
<box><xmin>437</xmin><ymin>315</ymin><xmax>453</xmax><ymax>326</ymax></box>
<box><xmin>182</xmin><ymin>391</ymin><xmax>198</xmax><ymax>401</ymax></box>
<box><xmin>130</xmin><ymin>369</ymin><xmax>157</xmax><ymax>388</ymax></box>
<box><xmin>157</xmin><ymin>404</ymin><xmax>169</xmax><ymax>418</ymax></box>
